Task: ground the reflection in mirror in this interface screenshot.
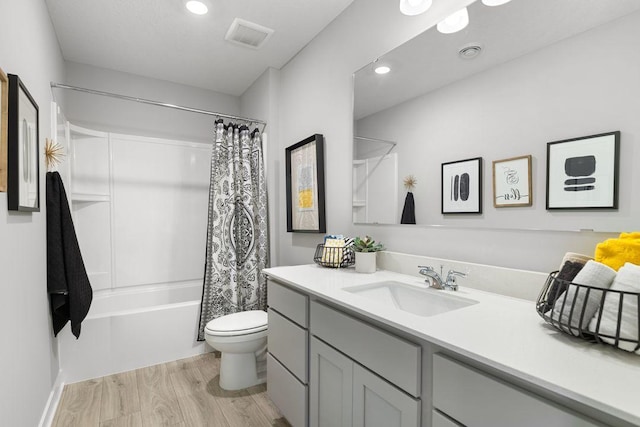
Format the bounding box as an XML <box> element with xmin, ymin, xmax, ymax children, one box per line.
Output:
<box><xmin>353</xmin><ymin>0</ymin><xmax>640</xmax><ymax>232</ymax></box>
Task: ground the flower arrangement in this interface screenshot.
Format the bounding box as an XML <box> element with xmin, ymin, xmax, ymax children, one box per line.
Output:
<box><xmin>353</xmin><ymin>236</ymin><xmax>385</xmax><ymax>253</ymax></box>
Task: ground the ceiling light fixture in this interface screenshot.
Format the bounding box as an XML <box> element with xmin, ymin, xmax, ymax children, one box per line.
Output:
<box><xmin>437</xmin><ymin>7</ymin><xmax>469</xmax><ymax>34</ymax></box>
<box><xmin>482</xmin><ymin>0</ymin><xmax>513</xmax><ymax>6</ymax></box>
<box><xmin>399</xmin><ymin>0</ymin><xmax>433</xmax><ymax>16</ymax></box>
<box><xmin>374</xmin><ymin>65</ymin><xmax>391</xmax><ymax>75</ymax></box>
<box><xmin>185</xmin><ymin>0</ymin><xmax>209</xmax><ymax>15</ymax></box>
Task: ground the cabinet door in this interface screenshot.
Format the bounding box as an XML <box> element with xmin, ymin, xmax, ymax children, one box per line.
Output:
<box><xmin>352</xmin><ymin>364</ymin><xmax>420</xmax><ymax>427</ymax></box>
<box><xmin>309</xmin><ymin>337</ymin><xmax>353</xmax><ymax>427</ymax></box>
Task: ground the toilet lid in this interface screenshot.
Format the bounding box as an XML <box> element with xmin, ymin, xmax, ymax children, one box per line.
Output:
<box><xmin>205</xmin><ymin>310</ymin><xmax>268</xmax><ymax>337</ymax></box>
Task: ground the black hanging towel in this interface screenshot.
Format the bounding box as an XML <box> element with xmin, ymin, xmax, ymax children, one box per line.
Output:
<box><xmin>46</xmin><ymin>172</ymin><xmax>93</xmax><ymax>338</ymax></box>
<box><xmin>401</xmin><ymin>192</ymin><xmax>416</xmax><ymax>224</ymax></box>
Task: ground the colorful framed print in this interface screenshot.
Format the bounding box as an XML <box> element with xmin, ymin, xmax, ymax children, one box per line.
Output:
<box><xmin>285</xmin><ymin>134</ymin><xmax>326</xmax><ymax>232</ymax></box>
<box><xmin>492</xmin><ymin>155</ymin><xmax>532</xmax><ymax>208</ymax></box>
<box><xmin>7</xmin><ymin>74</ymin><xmax>40</xmax><ymax>212</ymax></box>
<box><xmin>441</xmin><ymin>157</ymin><xmax>482</xmax><ymax>214</ymax></box>
<box><xmin>0</xmin><ymin>67</ymin><xmax>7</xmax><ymax>192</ymax></box>
<box><xmin>546</xmin><ymin>131</ymin><xmax>619</xmax><ymax>210</ymax></box>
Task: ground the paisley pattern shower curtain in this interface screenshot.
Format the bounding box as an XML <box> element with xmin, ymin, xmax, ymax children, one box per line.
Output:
<box><xmin>197</xmin><ymin>121</ymin><xmax>269</xmax><ymax>341</ymax></box>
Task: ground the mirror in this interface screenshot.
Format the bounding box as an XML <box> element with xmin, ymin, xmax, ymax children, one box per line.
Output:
<box><xmin>353</xmin><ymin>0</ymin><xmax>640</xmax><ymax>231</ymax></box>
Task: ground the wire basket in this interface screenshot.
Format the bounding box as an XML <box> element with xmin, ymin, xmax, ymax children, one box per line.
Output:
<box><xmin>313</xmin><ymin>244</ymin><xmax>355</xmax><ymax>268</ymax></box>
<box><xmin>536</xmin><ymin>271</ymin><xmax>640</xmax><ymax>352</ymax></box>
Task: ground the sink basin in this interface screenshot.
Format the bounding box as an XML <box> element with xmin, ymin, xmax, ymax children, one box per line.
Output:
<box><xmin>344</xmin><ymin>281</ymin><xmax>478</xmax><ymax>317</ymax></box>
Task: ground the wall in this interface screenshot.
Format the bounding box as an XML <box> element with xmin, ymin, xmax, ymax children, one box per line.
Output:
<box><xmin>0</xmin><ymin>1</ymin><xmax>66</xmax><ymax>426</ymax></box>
<box><xmin>356</xmin><ymin>10</ymin><xmax>640</xmax><ymax>232</ymax></box>
<box><xmin>275</xmin><ymin>0</ymin><xmax>619</xmax><ymax>273</ymax></box>
<box><xmin>63</xmin><ymin>61</ymin><xmax>240</xmax><ymax>143</ymax></box>
<box><xmin>240</xmin><ymin>67</ymin><xmax>282</xmax><ymax>266</ymax></box>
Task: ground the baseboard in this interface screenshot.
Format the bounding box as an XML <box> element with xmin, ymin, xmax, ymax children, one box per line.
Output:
<box><xmin>38</xmin><ymin>371</ymin><xmax>64</xmax><ymax>427</ymax></box>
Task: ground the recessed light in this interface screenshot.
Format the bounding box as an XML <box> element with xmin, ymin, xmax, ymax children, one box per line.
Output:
<box><xmin>186</xmin><ymin>0</ymin><xmax>208</xmax><ymax>15</ymax></box>
<box><xmin>375</xmin><ymin>66</ymin><xmax>391</xmax><ymax>75</ymax></box>
<box><xmin>482</xmin><ymin>0</ymin><xmax>512</xmax><ymax>6</ymax></box>
<box><xmin>399</xmin><ymin>0</ymin><xmax>433</xmax><ymax>16</ymax></box>
<box><xmin>437</xmin><ymin>7</ymin><xmax>469</xmax><ymax>34</ymax></box>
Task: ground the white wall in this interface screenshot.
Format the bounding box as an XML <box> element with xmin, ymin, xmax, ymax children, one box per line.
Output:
<box><xmin>240</xmin><ymin>67</ymin><xmax>282</xmax><ymax>266</ymax></box>
<box><xmin>0</xmin><ymin>1</ymin><xmax>66</xmax><ymax>426</ymax></box>
<box><xmin>275</xmin><ymin>0</ymin><xmax>620</xmax><ymax>273</ymax></box>
<box><xmin>63</xmin><ymin>61</ymin><xmax>240</xmax><ymax>143</ymax></box>
<box><xmin>357</xmin><ymin>10</ymin><xmax>640</xmax><ymax>233</ymax></box>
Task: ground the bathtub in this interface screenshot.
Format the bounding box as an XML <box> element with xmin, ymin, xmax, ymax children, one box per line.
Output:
<box><xmin>57</xmin><ymin>280</ymin><xmax>209</xmax><ymax>384</ymax></box>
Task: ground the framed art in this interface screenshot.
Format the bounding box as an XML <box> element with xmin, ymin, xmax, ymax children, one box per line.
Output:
<box><xmin>492</xmin><ymin>155</ymin><xmax>532</xmax><ymax>208</ymax></box>
<box><xmin>546</xmin><ymin>131</ymin><xmax>619</xmax><ymax>210</ymax></box>
<box><xmin>441</xmin><ymin>157</ymin><xmax>482</xmax><ymax>214</ymax></box>
<box><xmin>285</xmin><ymin>134</ymin><xmax>326</xmax><ymax>232</ymax></box>
<box><xmin>0</xmin><ymin>67</ymin><xmax>7</xmax><ymax>192</ymax></box>
<box><xmin>7</xmin><ymin>74</ymin><xmax>40</xmax><ymax>212</ymax></box>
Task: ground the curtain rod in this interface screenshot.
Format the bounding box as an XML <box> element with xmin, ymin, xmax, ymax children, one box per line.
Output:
<box><xmin>354</xmin><ymin>135</ymin><xmax>397</xmax><ymax>148</ymax></box>
<box><xmin>50</xmin><ymin>82</ymin><xmax>267</xmax><ymax>132</ymax></box>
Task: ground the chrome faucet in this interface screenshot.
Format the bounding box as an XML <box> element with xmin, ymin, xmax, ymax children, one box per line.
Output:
<box><xmin>418</xmin><ymin>265</ymin><xmax>467</xmax><ymax>291</ymax></box>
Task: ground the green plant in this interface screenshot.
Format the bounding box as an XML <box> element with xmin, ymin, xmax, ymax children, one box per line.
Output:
<box><xmin>353</xmin><ymin>236</ymin><xmax>385</xmax><ymax>253</ymax></box>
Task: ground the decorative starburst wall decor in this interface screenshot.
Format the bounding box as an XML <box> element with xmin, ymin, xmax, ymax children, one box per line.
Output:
<box><xmin>45</xmin><ymin>138</ymin><xmax>65</xmax><ymax>170</ymax></box>
<box><xmin>403</xmin><ymin>175</ymin><xmax>417</xmax><ymax>191</ymax></box>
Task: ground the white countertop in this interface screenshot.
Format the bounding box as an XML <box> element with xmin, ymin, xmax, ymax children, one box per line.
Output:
<box><xmin>264</xmin><ymin>264</ymin><xmax>640</xmax><ymax>426</ymax></box>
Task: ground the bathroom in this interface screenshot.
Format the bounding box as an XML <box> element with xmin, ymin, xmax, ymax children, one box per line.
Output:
<box><xmin>1</xmin><ymin>0</ymin><xmax>640</xmax><ymax>426</ymax></box>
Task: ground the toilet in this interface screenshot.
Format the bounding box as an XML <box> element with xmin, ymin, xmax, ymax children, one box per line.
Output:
<box><xmin>204</xmin><ymin>310</ymin><xmax>268</xmax><ymax>391</ymax></box>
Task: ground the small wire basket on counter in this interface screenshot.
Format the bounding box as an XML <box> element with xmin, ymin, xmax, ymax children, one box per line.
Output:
<box><xmin>536</xmin><ymin>271</ymin><xmax>640</xmax><ymax>352</ymax></box>
<box><xmin>313</xmin><ymin>244</ymin><xmax>355</xmax><ymax>268</ymax></box>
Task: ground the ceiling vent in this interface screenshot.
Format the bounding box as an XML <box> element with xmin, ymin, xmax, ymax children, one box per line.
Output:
<box><xmin>225</xmin><ymin>18</ymin><xmax>274</xmax><ymax>50</ymax></box>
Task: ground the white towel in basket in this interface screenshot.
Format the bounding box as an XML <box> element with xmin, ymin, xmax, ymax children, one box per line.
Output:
<box><xmin>588</xmin><ymin>262</ymin><xmax>640</xmax><ymax>353</ymax></box>
<box><xmin>551</xmin><ymin>260</ymin><xmax>616</xmax><ymax>336</ymax></box>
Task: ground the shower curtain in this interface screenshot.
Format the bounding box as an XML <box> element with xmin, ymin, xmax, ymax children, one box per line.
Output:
<box><xmin>197</xmin><ymin>120</ymin><xmax>269</xmax><ymax>341</ymax></box>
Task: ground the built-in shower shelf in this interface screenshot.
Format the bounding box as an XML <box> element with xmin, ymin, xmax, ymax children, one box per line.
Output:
<box><xmin>71</xmin><ymin>193</ymin><xmax>111</xmax><ymax>202</ymax></box>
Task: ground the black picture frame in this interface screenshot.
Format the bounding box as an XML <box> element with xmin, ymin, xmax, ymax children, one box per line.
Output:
<box><xmin>441</xmin><ymin>157</ymin><xmax>483</xmax><ymax>214</ymax></box>
<box><xmin>546</xmin><ymin>131</ymin><xmax>620</xmax><ymax>210</ymax></box>
<box><xmin>285</xmin><ymin>134</ymin><xmax>326</xmax><ymax>233</ymax></box>
<box><xmin>7</xmin><ymin>74</ymin><xmax>40</xmax><ymax>212</ymax></box>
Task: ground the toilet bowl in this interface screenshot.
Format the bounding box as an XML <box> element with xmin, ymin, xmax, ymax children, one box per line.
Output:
<box><xmin>204</xmin><ymin>310</ymin><xmax>268</xmax><ymax>391</ymax></box>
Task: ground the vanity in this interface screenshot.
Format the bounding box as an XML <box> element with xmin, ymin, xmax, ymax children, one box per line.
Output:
<box><xmin>264</xmin><ymin>261</ymin><xmax>640</xmax><ymax>427</ymax></box>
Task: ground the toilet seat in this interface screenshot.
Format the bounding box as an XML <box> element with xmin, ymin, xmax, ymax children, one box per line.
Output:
<box><xmin>205</xmin><ymin>310</ymin><xmax>268</xmax><ymax>337</ymax></box>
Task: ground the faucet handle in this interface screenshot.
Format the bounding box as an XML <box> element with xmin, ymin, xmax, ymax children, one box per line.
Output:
<box><xmin>418</xmin><ymin>265</ymin><xmax>434</xmax><ymax>273</ymax></box>
<box><xmin>446</xmin><ymin>270</ymin><xmax>467</xmax><ymax>280</ymax></box>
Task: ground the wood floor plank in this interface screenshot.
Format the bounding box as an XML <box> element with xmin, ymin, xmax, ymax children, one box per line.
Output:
<box><xmin>54</xmin><ymin>353</ymin><xmax>287</xmax><ymax>427</ymax></box>
<box><xmin>100</xmin><ymin>412</ymin><xmax>143</xmax><ymax>427</ymax></box>
<box><xmin>136</xmin><ymin>363</ymin><xmax>184</xmax><ymax>427</ymax></box>
<box><xmin>101</xmin><ymin>370</ymin><xmax>141</xmax><ymax>421</ymax></box>
<box><xmin>201</xmin><ymin>372</ymin><xmax>272</xmax><ymax>427</ymax></box>
<box><xmin>53</xmin><ymin>378</ymin><xmax>103</xmax><ymax>427</ymax></box>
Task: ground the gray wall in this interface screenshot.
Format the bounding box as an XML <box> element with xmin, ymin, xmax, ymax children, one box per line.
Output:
<box><xmin>0</xmin><ymin>1</ymin><xmax>66</xmax><ymax>426</ymax></box>
<box><xmin>275</xmin><ymin>0</ymin><xmax>619</xmax><ymax>273</ymax></box>
<box><xmin>63</xmin><ymin>61</ymin><xmax>241</xmax><ymax>143</ymax></box>
<box><xmin>356</xmin><ymin>10</ymin><xmax>640</xmax><ymax>233</ymax></box>
<box><xmin>240</xmin><ymin>67</ymin><xmax>282</xmax><ymax>267</ymax></box>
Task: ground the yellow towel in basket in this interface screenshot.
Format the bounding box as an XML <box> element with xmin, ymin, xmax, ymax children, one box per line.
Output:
<box><xmin>322</xmin><ymin>238</ymin><xmax>345</xmax><ymax>266</ymax></box>
<box><xmin>595</xmin><ymin>232</ymin><xmax>640</xmax><ymax>271</ymax></box>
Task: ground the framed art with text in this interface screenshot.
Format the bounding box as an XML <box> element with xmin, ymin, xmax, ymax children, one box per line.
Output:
<box><xmin>441</xmin><ymin>157</ymin><xmax>482</xmax><ymax>214</ymax></box>
<box><xmin>492</xmin><ymin>155</ymin><xmax>532</xmax><ymax>208</ymax></box>
<box><xmin>285</xmin><ymin>134</ymin><xmax>326</xmax><ymax>233</ymax></box>
<box><xmin>546</xmin><ymin>131</ymin><xmax>619</xmax><ymax>210</ymax></box>
<box><xmin>7</xmin><ymin>74</ymin><xmax>40</xmax><ymax>212</ymax></box>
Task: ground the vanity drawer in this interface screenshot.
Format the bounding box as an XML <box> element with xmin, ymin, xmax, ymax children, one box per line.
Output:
<box><xmin>268</xmin><ymin>279</ymin><xmax>308</xmax><ymax>328</ymax></box>
<box><xmin>268</xmin><ymin>308</ymin><xmax>308</xmax><ymax>383</ymax></box>
<box><xmin>432</xmin><ymin>411</ymin><xmax>463</xmax><ymax>427</ymax></box>
<box><xmin>432</xmin><ymin>354</ymin><xmax>602</xmax><ymax>427</ymax></box>
<box><xmin>310</xmin><ymin>301</ymin><xmax>421</xmax><ymax>397</ymax></box>
<box><xmin>267</xmin><ymin>353</ymin><xmax>308</xmax><ymax>427</ymax></box>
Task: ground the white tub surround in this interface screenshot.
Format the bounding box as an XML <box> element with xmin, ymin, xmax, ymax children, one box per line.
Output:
<box><xmin>264</xmin><ymin>263</ymin><xmax>640</xmax><ymax>427</ymax></box>
<box><xmin>58</xmin><ymin>281</ymin><xmax>207</xmax><ymax>384</ymax></box>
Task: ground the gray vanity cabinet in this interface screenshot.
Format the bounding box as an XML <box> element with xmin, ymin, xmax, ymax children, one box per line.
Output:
<box><xmin>267</xmin><ymin>280</ymin><xmax>309</xmax><ymax>427</ymax></box>
<box><xmin>432</xmin><ymin>354</ymin><xmax>603</xmax><ymax>427</ymax></box>
<box><xmin>309</xmin><ymin>301</ymin><xmax>421</xmax><ymax>427</ymax></box>
<box><xmin>309</xmin><ymin>337</ymin><xmax>353</xmax><ymax>427</ymax></box>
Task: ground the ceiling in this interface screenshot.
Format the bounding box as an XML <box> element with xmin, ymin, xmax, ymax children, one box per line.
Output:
<box><xmin>355</xmin><ymin>0</ymin><xmax>640</xmax><ymax>120</ymax></box>
<box><xmin>45</xmin><ymin>0</ymin><xmax>354</xmax><ymax>96</ymax></box>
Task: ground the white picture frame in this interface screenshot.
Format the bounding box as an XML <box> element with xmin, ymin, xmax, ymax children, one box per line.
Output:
<box><xmin>492</xmin><ymin>155</ymin><xmax>532</xmax><ymax>208</ymax></box>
